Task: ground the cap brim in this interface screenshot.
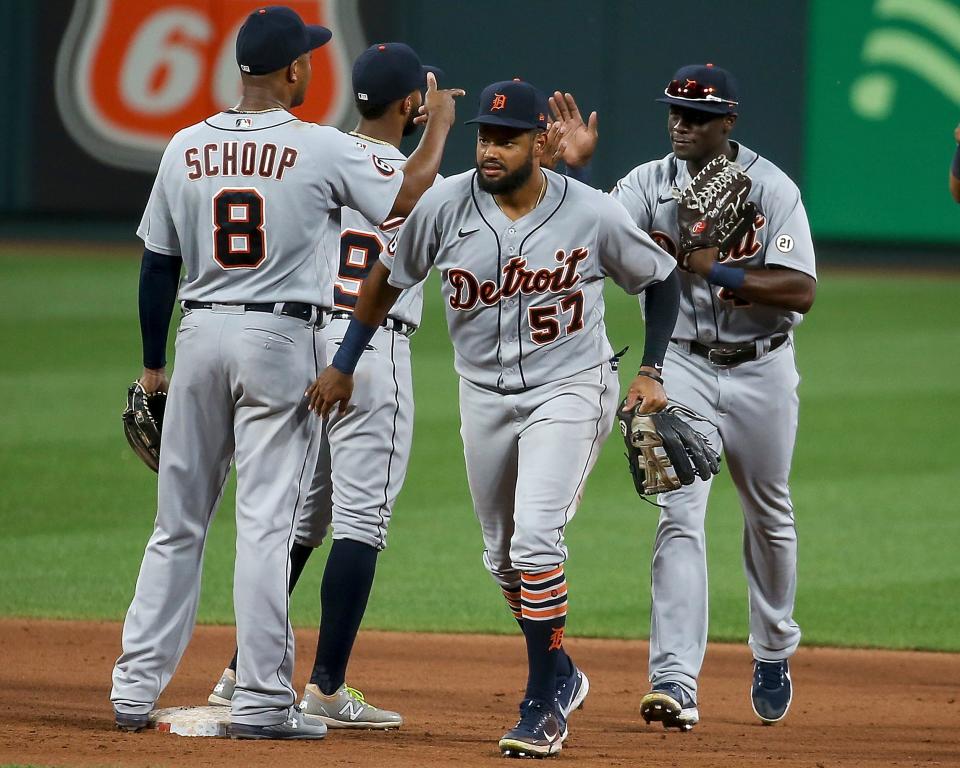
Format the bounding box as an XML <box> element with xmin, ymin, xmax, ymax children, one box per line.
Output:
<box><xmin>465</xmin><ymin>115</ymin><xmax>541</xmax><ymax>129</ymax></box>
<box><xmin>656</xmin><ymin>95</ymin><xmax>735</xmax><ymax>114</ymax></box>
<box><xmin>306</xmin><ymin>25</ymin><xmax>333</xmax><ymax>51</ymax></box>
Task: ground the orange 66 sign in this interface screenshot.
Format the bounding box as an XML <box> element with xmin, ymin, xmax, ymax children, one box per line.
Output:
<box><xmin>55</xmin><ymin>0</ymin><xmax>365</xmax><ymax>172</ymax></box>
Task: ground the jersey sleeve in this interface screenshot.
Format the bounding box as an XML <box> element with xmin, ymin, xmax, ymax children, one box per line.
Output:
<box><xmin>136</xmin><ymin>144</ymin><xmax>181</xmax><ymax>256</ymax></box>
<box><xmin>318</xmin><ymin>128</ymin><xmax>405</xmax><ymax>227</ymax></box>
<box><xmin>380</xmin><ymin>184</ymin><xmax>443</xmax><ymax>289</ymax></box>
<box><xmin>761</xmin><ymin>182</ymin><xmax>817</xmax><ymax>280</ymax></box>
<box><xmin>609</xmin><ymin>166</ymin><xmax>654</xmax><ymax>230</ymax></box>
<box><xmin>597</xmin><ymin>194</ymin><xmax>676</xmax><ymax>294</ymax></box>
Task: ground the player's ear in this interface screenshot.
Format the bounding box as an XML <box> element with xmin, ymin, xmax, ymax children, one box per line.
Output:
<box><xmin>723</xmin><ymin>114</ymin><xmax>738</xmax><ymax>134</ymax></box>
<box><xmin>533</xmin><ymin>130</ymin><xmax>547</xmax><ymax>155</ymax></box>
<box><xmin>287</xmin><ymin>59</ymin><xmax>299</xmax><ymax>84</ymax></box>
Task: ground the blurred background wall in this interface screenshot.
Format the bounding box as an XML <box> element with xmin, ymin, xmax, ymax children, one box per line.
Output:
<box><xmin>1</xmin><ymin>0</ymin><xmax>958</xmax><ymax>259</ymax></box>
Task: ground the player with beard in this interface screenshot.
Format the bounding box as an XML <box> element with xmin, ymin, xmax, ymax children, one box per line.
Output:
<box><xmin>206</xmin><ymin>43</ymin><xmax>452</xmax><ymax>730</ymax></box>
<box><xmin>304</xmin><ymin>79</ymin><xmax>681</xmax><ymax>756</ymax></box>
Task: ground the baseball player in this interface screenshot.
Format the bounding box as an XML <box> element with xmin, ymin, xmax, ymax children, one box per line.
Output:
<box><xmin>306</xmin><ymin>79</ymin><xmax>681</xmax><ymax>757</ymax></box>
<box><xmin>206</xmin><ymin>41</ymin><xmax>442</xmax><ymax>730</ymax></box>
<box><xmin>551</xmin><ymin>64</ymin><xmax>816</xmax><ymax>728</ymax></box>
<box><xmin>110</xmin><ymin>7</ymin><xmax>461</xmax><ymax>740</ymax></box>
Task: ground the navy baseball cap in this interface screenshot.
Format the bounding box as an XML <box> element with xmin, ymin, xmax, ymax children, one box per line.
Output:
<box><xmin>236</xmin><ymin>6</ymin><xmax>332</xmax><ymax>75</ymax></box>
<box><xmin>656</xmin><ymin>64</ymin><xmax>739</xmax><ymax>114</ymax></box>
<box><xmin>353</xmin><ymin>42</ymin><xmax>443</xmax><ymax>107</ymax></box>
<box><xmin>466</xmin><ymin>79</ymin><xmax>549</xmax><ymax>131</ymax></box>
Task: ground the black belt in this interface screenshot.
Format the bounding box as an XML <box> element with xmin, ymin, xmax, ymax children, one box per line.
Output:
<box><xmin>685</xmin><ymin>334</ymin><xmax>788</xmax><ymax>367</ymax></box>
<box><xmin>182</xmin><ymin>300</ymin><xmax>324</xmax><ymax>323</ymax></box>
<box><xmin>329</xmin><ymin>310</ymin><xmax>417</xmax><ymax>338</ymax></box>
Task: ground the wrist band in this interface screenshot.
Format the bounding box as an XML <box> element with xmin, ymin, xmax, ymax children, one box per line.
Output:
<box><xmin>707</xmin><ymin>262</ymin><xmax>746</xmax><ymax>290</ymax></box>
<box><xmin>951</xmin><ymin>144</ymin><xmax>960</xmax><ymax>179</ymax></box>
<box><xmin>331</xmin><ymin>317</ymin><xmax>378</xmax><ymax>374</ymax></box>
<box><xmin>635</xmin><ymin>369</ymin><xmax>663</xmax><ymax>384</ymax></box>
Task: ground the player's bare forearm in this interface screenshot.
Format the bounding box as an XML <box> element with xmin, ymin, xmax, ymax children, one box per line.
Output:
<box><xmin>389</xmin><ymin>73</ymin><xmax>464</xmax><ymax>218</ymax></box>
<box><xmin>730</xmin><ymin>268</ymin><xmax>816</xmax><ymax>313</ymax></box>
<box><xmin>354</xmin><ymin>261</ymin><xmax>402</xmax><ymax>327</ymax></box>
<box><xmin>686</xmin><ymin>248</ymin><xmax>815</xmax><ymax>313</ymax></box>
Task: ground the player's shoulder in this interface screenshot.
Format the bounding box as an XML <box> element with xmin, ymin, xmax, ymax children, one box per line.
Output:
<box><xmin>737</xmin><ymin>144</ymin><xmax>800</xmax><ymax>196</ymax></box>
<box><xmin>418</xmin><ymin>169</ymin><xmax>474</xmax><ymax>207</ymax></box>
<box><xmin>554</xmin><ymin>170</ymin><xmax>619</xmax><ymax>215</ymax></box>
<box><xmin>619</xmin><ymin>152</ymin><xmax>676</xmax><ymax>188</ymax></box>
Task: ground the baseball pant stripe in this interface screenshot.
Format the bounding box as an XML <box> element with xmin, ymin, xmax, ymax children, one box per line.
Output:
<box><xmin>374</xmin><ymin>330</ymin><xmax>401</xmax><ymax>548</ymax></box>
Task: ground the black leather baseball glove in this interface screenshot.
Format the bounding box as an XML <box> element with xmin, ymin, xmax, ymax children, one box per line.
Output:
<box><xmin>618</xmin><ymin>402</ymin><xmax>721</xmax><ymax>496</ymax></box>
<box><xmin>122</xmin><ymin>381</ymin><xmax>166</xmax><ymax>473</ymax></box>
<box><xmin>675</xmin><ymin>154</ymin><xmax>756</xmax><ymax>261</ymax></box>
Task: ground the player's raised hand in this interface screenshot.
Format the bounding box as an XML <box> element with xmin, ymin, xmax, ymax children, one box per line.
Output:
<box><xmin>538</xmin><ymin>121</ymin><xmax>567</xmax><ymax>170</ymax></box>
<box><xmin>416</xmin><ymin>71</ymin><xmax>465</xmax><ymax>128</ymax></box>
<box><xmin>306</xmin><ymin>366</ymin><xmax>354</xmax><ymax>419</ymax></box>
<box><xmin>548</xmin><ymin>91</ymin><xmax>598</xmax><ymax>168</ymax></box>
<box><xmin>623</xmin><ymin>371</ymin><xmax>668</xmax><ymax>415</ymax></box>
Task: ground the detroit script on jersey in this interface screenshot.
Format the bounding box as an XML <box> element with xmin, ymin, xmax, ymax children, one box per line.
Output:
<box><xmin>383</xmin><ymin>169</ymin><xmax>676</xmax><ymax>391</ymax></box>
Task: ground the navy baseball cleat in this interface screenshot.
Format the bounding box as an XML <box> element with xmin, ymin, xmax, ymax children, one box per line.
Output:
<box><xmin>498</xmin><ymin>699</ymin><xmax>567</xmax><ymax>758</ymax></box>
<box><xmin>555</xmin><ymin>662</ymin><xmax>589</xmax><ymax>720</ymax></box>
<box><xmin>114</xmin><ymin>709</ymin><xmax>150</xmax><ymax>732</ymax></box>
<box><xmin>640</xmin><ymin>682</ymin><xmax>699</xmax><ymax>731</ymax></box>
<box><xmin>229</xmin><ymin>710</ymin><xmax>327</xmax><ymax>740</ymax></box>
<box><xmin>751</xmin><ymin>658</ymin><xmax>792</xmax><ymax>724</ymax></box>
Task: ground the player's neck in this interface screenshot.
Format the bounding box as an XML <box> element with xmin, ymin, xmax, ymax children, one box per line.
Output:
<box><xmin>494</xmin><ymin>169</ymin><xmax>547</xmax><ymax>221</ymax></box>
<box><xmin>686</xmin><ymin>141</ymin><xmax>737</xmax><ymax>176</ymax></box>
<box><xmin>353</xmin><ymin>119</ymin><xmax>402</xmax><ymax>150</ymax></box>
<box><xmin>234</xmin><ymin>85</ymin><xmax>292</xmax><ymax>113</ymax></box>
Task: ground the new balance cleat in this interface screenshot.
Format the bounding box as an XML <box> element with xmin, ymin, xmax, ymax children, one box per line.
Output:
<box><xmin>299</xmin><ymin>683</ymin><xmax>402</xmax><ymax>729</ymax></box>
<box><xmin>751</xmin><ymin>658</ymin><xmax>792</xmax><ymax>725</ymax></box>
<box><xmin>640</xmin><ymin>682</ymin><xmax>700</xmax><ymax>731</ymax></box>
<box><xmin>499</xmin><ymin>698</ymin><xmax>567</xmax><ymax>758</ymax></box>
<box><xmin>208</xmin><ymin>667</ymin><xmax>236</xmax><ymax>706</ymax></box>
<box><xmin>229</xmin><ymin>710</ymin><xmax>327</xmax><ymax>740</ymax></box>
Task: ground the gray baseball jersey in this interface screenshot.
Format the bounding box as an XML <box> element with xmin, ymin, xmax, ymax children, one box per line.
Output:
<box><xmin>385</xmin><ymin>168</ymin><xmax>675</xmax><ymax>390</ymax></box>
<box><xmin>295</xmin><ymin>136</ymin><xmax>422</xmax><ymax>552</ymax></box>
<box><xmin>332</xmin><ymin>133</ymin><xmax>425</xmax><ymax>325</ymax></box>
<box><xmin>611</xmin><ymin>142</ymin><xmax>816</xmax><ymax>344</ymax></box>
<box><xmin>381</xmin><ymin>167</ymin><xmax>675</xmax><ymax>592</ymax></box>
<box><xmin>113</xmin><ymin>109</ymin><xmax>405</xmax><ymax>729</ymax></box>
<box><xmin>138</xmin><ymin>110</ymin><xmax>405</xmax><ymax>306</ymax></box>
<box><xmin>611</xmin><ymin>142</ymin><xmax>813</xmax><ymax>699</ymax></box>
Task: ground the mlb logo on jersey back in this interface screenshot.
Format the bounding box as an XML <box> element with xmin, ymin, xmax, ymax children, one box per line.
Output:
<box><xmin>55</xmin><ymin>0</ymin><xmax>363</xmax><ymax>172</ymax></box>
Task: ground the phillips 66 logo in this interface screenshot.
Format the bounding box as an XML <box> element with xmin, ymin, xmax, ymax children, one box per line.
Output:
<box><xmin>55</xmin><ymin>0</ymin><xmax>364</xmax><ymax>171</ymax></box>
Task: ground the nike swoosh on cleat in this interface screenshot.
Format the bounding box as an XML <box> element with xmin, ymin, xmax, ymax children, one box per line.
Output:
<box><xmin>458</xmin><ymin>227</ymin><xmax>479</xmax><ymax>237</ymax></box>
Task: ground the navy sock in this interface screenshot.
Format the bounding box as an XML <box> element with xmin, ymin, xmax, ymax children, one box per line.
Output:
<box><xmin>519</xmin><ymin>568</ymin><xmax>569</xmax><ymax>704</ymax></box>
<box><xmin>514</xmin><ymin>615</ymin><xmax>573</xmax><ymax>677</ymax></box>
<box><xmin>229</xmin><ymin>541</ymin><xmax>314</xmax><ymax>672</ymax></box>
<box><xmin>310</xmin><ymin>539</ymin><xmax>379</xmax><ymax>694</ymax></box>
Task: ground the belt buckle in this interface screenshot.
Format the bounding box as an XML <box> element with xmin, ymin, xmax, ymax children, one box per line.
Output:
<box><xmin>211</xmin><ymin>302</ymin><xmax>244</xmax><ymax>314</ymax></box>
<box><xmin>707</xmin><ymin>347</ymin><xmax>737</xmax><ymax>366</ymax></box>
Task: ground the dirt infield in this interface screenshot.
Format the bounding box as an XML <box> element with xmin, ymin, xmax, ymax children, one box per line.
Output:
<box><xmin>1</xmin><ymin>620</ymin><xmax>958</xmax><ymax>767</ymax></box>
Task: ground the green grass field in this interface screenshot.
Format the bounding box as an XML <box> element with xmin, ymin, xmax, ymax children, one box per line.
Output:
<box><xmin>1</xmin><ymin>248</ymin><xmax>958</xmax><ymax>651</ymax></box>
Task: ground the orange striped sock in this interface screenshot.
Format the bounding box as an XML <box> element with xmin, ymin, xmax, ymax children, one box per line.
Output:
<box><xmin>520</xmin><ymin>566</ymin><xmax>568</xmax><ymax>622</ymax></box>
<box><xmin>501</xmin><ymin>585</ymin><xmax>522</xmax><ymax>621</ymax></box>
